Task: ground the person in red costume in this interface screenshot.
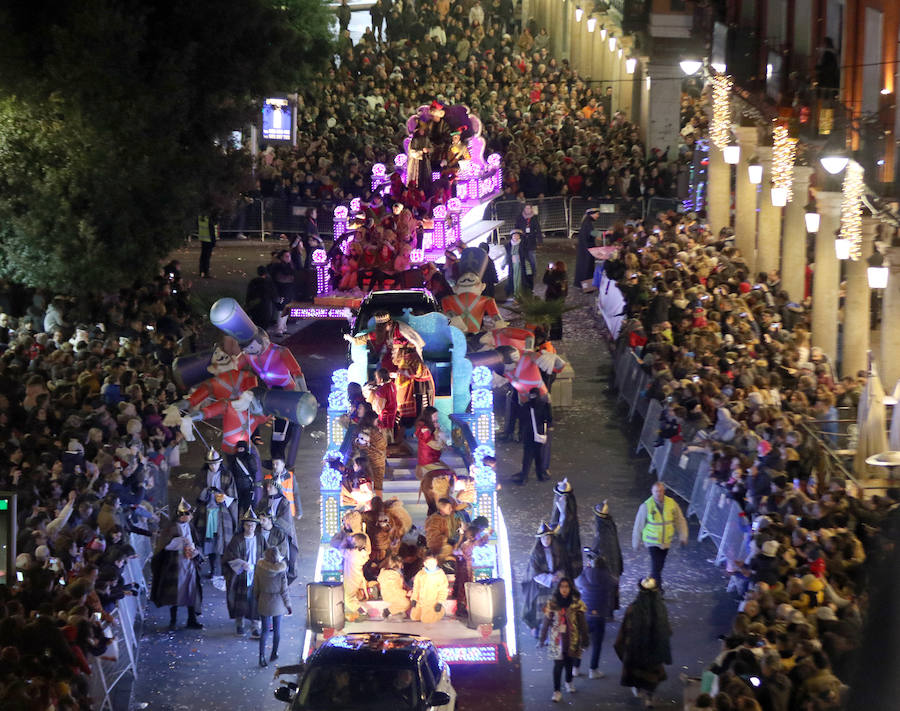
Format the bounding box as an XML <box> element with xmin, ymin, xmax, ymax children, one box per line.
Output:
<box><xmin>414</xmin><ymin>405</ymin><xmax>449</xmax><ymax>479</ymax></box>
<box><xmin>346</xmin><ymin>310</ymin><xmax>425</xmax><ymax>373</ymax></box>
<box><xmin>364</xmin><ymin>367</ymin><xmax>398</xmax><ymax>438</ymax></box>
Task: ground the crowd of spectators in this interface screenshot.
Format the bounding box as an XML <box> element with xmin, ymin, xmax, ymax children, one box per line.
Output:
<box><xmin>242</xmin><ymin>0</ymin><xmax>703</xmax><ymax>235</ymax></box>
<box><xmin>604</xmin><ymin>213</ymin><xmax>899</xmax><ymax>709</ymax></box>
<box><xmin>0</xmin><ymin>266</ymin><xmax>196</xmax><ymax>708</ymax></box>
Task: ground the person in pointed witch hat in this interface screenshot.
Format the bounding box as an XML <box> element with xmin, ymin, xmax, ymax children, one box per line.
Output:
<box><xmin>223</xmin><ymin>509</ymin><xmax>264</xmax><ymax>636</ymax></box>
<box><xmin>150</xmin><ymin>497</ymin><xmax>204</xmax><ymax>631</ymax></box>
<box><xmin>521</xmin><ymin>521</ymin><xmax>575</xmax><ymax>635</ymax></box>
<box><xmin>550</xmin><ymin>478</ymin><xmax>583</xmax><ymax>579</ymax></box>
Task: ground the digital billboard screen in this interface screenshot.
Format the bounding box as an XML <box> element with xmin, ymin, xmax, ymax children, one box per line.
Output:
<box><xmin>262</xmin><ymin>97</ymin><xmax>292</xmax><ymax>142</ymax></box>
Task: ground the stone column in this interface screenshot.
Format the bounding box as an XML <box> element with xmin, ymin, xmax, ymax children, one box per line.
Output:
<box><xmin>811</xmin><ymin>191</ymin><xmax>843</xmax><ymax>362</ymax></box>
<box><xmin>757</xmin><ymin>148</ymin><xmax>783</xmax><ymax>277</ymax></box>
<box><xmin>841</xmin><ymin>218</ymin><xmax>876</xmax><ymax>378</ymax></box>
<box><xmin>881</xmin><ymin>246</ymin><xmax>900</xmax><ymax>390</ymax></box>
<box><xmin>619</xmin><ymin>37</ymin><xmax>635</xmax><ymax>120</ymax></box>
<box><xmin>643</xmin><ymin>61</ymin><xmax>682</xmax><ymax>159</ymax></box>
<box><xmin>781</xmin><ymin>166</ymin><xmax>813</xmax><ymax>301</ymax></box>
<box><xmin>734</xmin><ymin>126</ymin><xmax>759</xmax><ymax>273</ymax></box>
<box><xmin>706</xmin><ymin>141</ymin><xmax>731</xmax><ymax>236</ymax></box>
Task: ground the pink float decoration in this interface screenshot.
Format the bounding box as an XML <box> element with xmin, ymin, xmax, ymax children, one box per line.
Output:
<box><xmin>312</xmin><ymin>248</ymin><xmax>328</xmax><ymax>264</ymax></box>
<box><xmin>410</xmin><ymin>249</ymin><xmax>425</xmax><ymax>264</ymax></box>
<box><xmin>448</xmin><ymin>197</ymin><xmax>462</xmax><ymax>212</ymax></box>
<box><xmin>372</xmin><ymin>163</ymin><xmax>386</xmax><ymax>177</ymax></box>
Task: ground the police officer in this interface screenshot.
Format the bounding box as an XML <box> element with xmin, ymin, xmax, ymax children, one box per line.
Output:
<box><xmin>630</xmin><ymin>482</ymin><xmax>688</xmax><ymax>589</ymax></box>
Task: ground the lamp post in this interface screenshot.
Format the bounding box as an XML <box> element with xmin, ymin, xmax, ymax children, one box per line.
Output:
<box><xmin>804</xmin><ymin>202</ymin><xmax>820</xmax><ymax>234</ymax></box>
<box><xmin>747</xmin><ymin>156</ymin><xmax>763</xmax><ymax>185</ymax></box>
<box><xmin>679</xmin><ymin>59</ymin><xmax>702</xmax><ymax>76</ymax></box>
<box><xmin>868</xmin><ymin>252</ymin><xmax>889</xmax><ymax>289</ymax></box>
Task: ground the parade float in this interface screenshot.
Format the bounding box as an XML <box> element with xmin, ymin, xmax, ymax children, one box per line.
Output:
<box><xmin>296</xmin><ymin>101</ymin><xmax>508</xmax><ymax>313</ymax></box>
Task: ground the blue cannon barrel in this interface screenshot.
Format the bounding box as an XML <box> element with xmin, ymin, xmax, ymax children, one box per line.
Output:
<box><xmin>210</xmin><ymin>298</ymin><xmax>257</xmax><ymax>343</ymax></box>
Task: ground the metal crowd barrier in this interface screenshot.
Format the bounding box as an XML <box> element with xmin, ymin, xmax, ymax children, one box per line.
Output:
<box><xmin>217</xmin><ymin>197</ymin><xmax>336</xmax><ymax>241</ymax></box>
<box><xmin>489</xmin><ymin>195</ymin><xmax>570</xmax><ymax>236</ymax></box>
<box><xmin>609</xmin><ymin>341</ymin><xmax>755</xmax><ymax>575</ymax></box>
<box><xmin>89</xmin><ymin>534</ymin><xmax>153</xmax><ymax>709</ymax></box>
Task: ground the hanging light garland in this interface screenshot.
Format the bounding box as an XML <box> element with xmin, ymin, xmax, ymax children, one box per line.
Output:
<box><xmin>771</xmin><ymin>124</ymin><xmax>798</xmax><ymax>203</ymax></box>
<box><xmin>710</xmin><ymin>74</ymin><xmax>732</xmax><ymax>150</ymax></box>
<box><xmin>839</xmin><ymin>161</ymin><xmax>865</xmax><ymax>260</ymax></box>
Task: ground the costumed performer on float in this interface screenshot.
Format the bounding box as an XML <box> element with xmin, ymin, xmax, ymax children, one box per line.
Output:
<box><xmin>345</xmin><ymin>309</ymin><xmax>426</xmax><ymax>374</ymax></box>
<box><xmin>409</xmin><ymin>556</ymin><xmax>449</xmax><ymax>624</ymax></box>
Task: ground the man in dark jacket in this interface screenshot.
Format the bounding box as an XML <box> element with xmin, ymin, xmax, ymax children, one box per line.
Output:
<box><xmin>513</xmin><ymin>387</ymin><xmax>552</xmax><ymax>484</ymax></box>
<box><xmin>245</xmin><ymin>266</ymin><xmax>278</xmax><ymax>328</ymax></box>
<box><xmin>514</xmin><ymin>204</ymin><xmax>543</xmax><ymax>285</ymax></box>
<box><xmin>574</xmin><ymin>548</ymin><xmax>619</xmax><ymax>679</ymax></box>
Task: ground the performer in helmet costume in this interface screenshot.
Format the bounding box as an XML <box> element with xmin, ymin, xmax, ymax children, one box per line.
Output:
<box><xmin>150</xmin><ymin>498</ymin><xmax>205</xmax><ymax>631</ymax></box>
<box><xmin>549</xmin><ymin>478</ymin><xmax>583</xmax><ymax>579</ymax></box>
<box><xmin>262</xmin><ymin>472</ymin><xmax>300</xmax><ymax>584</ymax></box>
<box><xmin>223</xmin><ymin>509</ymin><xmax>265</xmax><ymax>636</ymax></box>
<box><xmin>521</xmin><ymin>521</ymin><xmax>574</xmax><ymax>635</ymax></box>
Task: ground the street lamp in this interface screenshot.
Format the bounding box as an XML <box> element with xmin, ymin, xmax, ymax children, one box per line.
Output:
<box><xmin>723</xmin><ymin>140</ymin><xmax>740</xmax><ymax>165</ymax></box>
<box><xmin>600</xmin><ymin>26</ymin><xmax>607</xmax><ymax>41</ymax></box>
<box><xmin>834</xmin><ymin>238</ymin><xmax>852</xmax><ymax>260</ymax></box>
<box><xmin>587</xmin><ymin>16</ymin><xmax>596</xmax><ymax>32</ymax></box>
<box><xmin>804</xmin><ymin>203</ymin><xmax>820</xmax><ymax>233</ymax></box>
<box><xmin>711</xmin><ymin>62</ymin><xmax>726</xmax><ymax>74</ymax></box>
<box><xmin>625</xmin><ymin>57</ymin><xmax>637</xmax><ymax>74</ymax></box>
<box><xmin>867</xmin><ymin>252</ymin><xmax>889</xmax><ymax>288</ymax></box>
<box><xmin>747</xmin><ymin>156</ymin><xmax>763</xmax><ymax>185</ymax></box>
<box><xmin>820</xmin><ymin>133</ymin><xmax>850</xmax><ymax>175</ymax></box>
<box><xmin>608</xmin><ymin>35</ymin><xmax>616</xmax><ymax>52</ymax></box>
<box><xmin>575</xmin><ymin>6</ymin><xmax>583</xmax><ymax>22</ymax></box>
<box><xmin>680</xmin><ymin>59</ymin><xmax>702</xmax><ymax>76</ymax></box>
<box><xmin>771</xmin><ymin>187</ymin><xmax>788</xmax><ymax>207</ymax></box>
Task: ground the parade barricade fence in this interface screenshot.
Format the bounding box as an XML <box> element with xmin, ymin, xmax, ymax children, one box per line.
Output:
<box><xmin>89</xmin><ymin>533</ymin><xmax>153</xmax><ymax>710</ymax></box>
<box><xmin>217</xmin><ymin>198</ymin><xmax>336</xmax><ymax>241</ymax></box>
<box><xmin>607</xmin><ymin>339</ymin><xmax>754</xmax><ymax>574</ymax></box>
<box><xmin>489</xmin><ymin>195</ymin><xmax>570</xmax><ymax>237</ymax></box>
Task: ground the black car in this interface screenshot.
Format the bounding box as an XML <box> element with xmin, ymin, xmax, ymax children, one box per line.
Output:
<box><xmin>351</xmin><ymin>289</ymin><xmax>439</xmax><ymax>336</ymax></box>
<box><xmin>275</xmin><ymin>633</ymin><xmax>456</xmax><ymax>711</ymax></box>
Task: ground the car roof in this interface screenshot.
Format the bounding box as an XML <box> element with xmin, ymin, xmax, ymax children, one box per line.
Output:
<box><xmin>360</xmin><ymin>289</ymin><xmax>436</xmax><ymax>307</ymax></box>
<box><xmin>312</xmin><ymin>633</ymin><xmax>433</xmax><ymax>668</ymax></box>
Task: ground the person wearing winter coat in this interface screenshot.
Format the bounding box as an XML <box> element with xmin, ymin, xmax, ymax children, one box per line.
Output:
<box><xmin>574</xmin><ymin>548</ymin><xmax>619</xmax><ymax>679</ymax></box>
<box><xmin>149</xmin><ymin>498</ymin><xmax>204</xmax><ymax>631</ymax></box>
<box><xmin>591</xmin><ymin>501</ymin><xmax>624</xmax><ymax>594</ymax></box>
<box><xmin>614</xmin><ymin>578</ymin><xmax>673</xmax><ymax>708</ymax></box>
<box><xmin>377</xmin><ymin>555</ymin><xmax>410</xmax><ymax>617</ymax></box>
<box><xmin>409</xmin><ymin>556</ymin><xmax>449</xmax><ymax>624</ymax></box>
<box><xmin>549</xmin><ymin>479</ymin><xmax>582</xmax><ymax>579</ymax></box>
<box><xmin>223</xmin><ymin>511</ymin><xmax>264</xmax><ymax>636</ymax></box>
<box><xmin>253</xmin><ymin>546</ymin><xmax>291</xmax><ymax>667</ymax></box>
<box><xmin>522</xmin><ymin>522</ymin><xmax>575</xmax><ymax>633</ymax></box>
<box><xmin>197</xmin><ymin>488</ymin><xmax>237</xmax><ymax>578</ymax></box>
<box><xmin>539</xmin><ymin>577</ymin><xmax>590</xmax><ymax>703</ymax></box>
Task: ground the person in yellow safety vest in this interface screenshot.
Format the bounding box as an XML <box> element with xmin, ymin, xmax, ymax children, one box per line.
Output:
<box><xmin>197</xmin><ymin>213</ymin><xmax>218</xmax><ymax>279</ymax></box>
<box><xmin>631</xmin><ymin>482</ymin><xmax>688</xmax><ymax>590</ymax></box>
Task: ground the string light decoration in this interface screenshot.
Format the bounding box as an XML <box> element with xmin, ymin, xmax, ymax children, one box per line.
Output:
<box><xmin>771</xmin><ymin>125</ymin><xmax>798</xmax><ymax>203</ymax></box>
<box><xmin>839</xmin><ymin>161</ymin><xmax>865</xmax><ymax>260</ymax></box>
<box><xmin>710</xmin><ymin>74</ymin><xmax>733</xmax><ymax>150</ymax></box>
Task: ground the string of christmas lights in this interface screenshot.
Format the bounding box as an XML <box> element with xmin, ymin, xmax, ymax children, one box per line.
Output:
<box><xmin>771</xmin><ymin>125</ymin><xmax>798</xmax><ymax>202</ymax></box>
<box><xmin>710</xmin><ymin>74</ymin><xmax>733</xmax><ymax>150</ymax></box>
<box><xmin>840</xmin><ymin>161</ymin><xmax>865</xmax><ymax>260</ymax></box>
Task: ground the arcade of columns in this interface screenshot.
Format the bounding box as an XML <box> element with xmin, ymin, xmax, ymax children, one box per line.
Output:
<box><xmin>525</xmin><ymin>0</ymin><xmax>900</xmax><ymax>390</ymax></box>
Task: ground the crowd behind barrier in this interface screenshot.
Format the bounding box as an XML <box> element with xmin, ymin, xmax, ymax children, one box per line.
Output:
<box><xmin>594</xmin><ymin>213</ymin><xmax>900</xmax><ymax>709</ymax></box>
<box><xmin>239</xmin><ymin>0</ymin><xmax>708</xmax><ymax>240</ymax></box>
<box><xmin>0</xmin><ymin>267</ymin><xmax>197</xmax><ymax>709</ymax></box>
